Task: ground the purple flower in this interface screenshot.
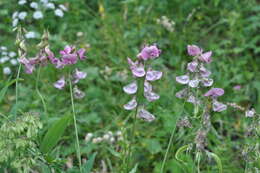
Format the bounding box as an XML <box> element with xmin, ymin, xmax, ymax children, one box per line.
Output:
<box><xmin>204</xmin><ymin>88</ymin><xmax>224</xmax><ymax>97</ymax></box>
<box><xmin>144</xmin><ymin>81</ymin><xmax>152</xmax><ymax>93</ymax></box>
<box><xmin>175</xmin><ymin>88</ymin><xmax>188</xmax><ymax>99</ymax></box>
<box><xmin>77</xmin><ymin>48</ymin><xmax>86</xmax><ymax>60</ymax></box>
<box><xmin>137</xmin><ymin>45</ymin><xmax>161</xmax><ymax>60</ymax></box>
<box><xmin>123</xmin><ymin>81</ymin><xmax>138</xmax><ymax>94</ymax></box>
<box><xmin>199</xmin><ymin>65</ymin><xmax>211</xmax><ymax>77</ymax></box>
<box><xmin>146</xmin><ymin>68</ymin><xmax>163</xmax><ymax>81</ymax></box>
<box><xmin>124</xmin><ymin>97</ymin><xmax>137</xmax><ymax>110</ymax></box>
<box><xmin>73</xmin><ymin>86</ymin><xmax>85</xmax><ymax>99</ymax></box>
<box><xmin>176</xmin><ymin>75</ymin><xmax>189</xmax><ymax>84</ymax></box>
<box><xmin>73</xmin><ymin>68</ymin><xmax>87</xmax><ymax>83</ymax></box>
<box><xmin>137</xmin><ymin>108</ymin><xmax>155</xmax><ymax>122</ymax></box>
<box><xmin>60</xmin><ymin>46</ymin><xmax>78</xmax><ymax>65</ymax></box>
<box><xmin>144</xmin><ymin>91</ymin><xmax>160</xmax><ymax>102</ymax></box>
<box><xmin>187</xmin><ymin>61</ymin><xmax>198</xmax><ymax>72</ymax></box>
<box><xmin>187</xmin><ymin>45</ymin><xmax>202</xmax><ymax>56</ymax></box>
<box><xmin>188</xmin><ymin>79</ymin><xmax>199</xmax><ymax>88</ymax></box>
<box><xmin>187</xmin><ymin>95</ymin><xmax>200</xmax><ymax>105</ymax></box>
<box><xmin>233</xmin><ymin>85</ymin><xmax>242</xmax><ymax>91</ymax></box>
<box><xmin>127</xmin><ymin>58</ymin><xmax>145</xmax><ymax>77</ymax></box>
<box><xmin>245</xmin><ymin>109</ymin><xmax>255</xmax><ymax>117</ymax></box>
<box><xmin>60</xmin><ymin>45</ymin><xmax>74</xmax><ymax>55</ymax></box>
<box><xmin>212</xmin><ymin>100</ymin><xmax>227</xmax><ymax>112</ymax></box>
<box><xmin>19</xmin><ymin>57</ymin><xmax>35</xmax><ymax>74</ymax></box>
<box><xmin>201</xmin><ymin>78</ymin><xmax>213</xmax><ymax>87</ymax></box>
<box><xmin>199</xmin><ymin>51</ymin><xmax>212</xmax><ymax>63</ymax></box>
<box><xmin>54</xmin><ymin>76</ymin><xmax>66</xmax><ymax>89</ymax></box>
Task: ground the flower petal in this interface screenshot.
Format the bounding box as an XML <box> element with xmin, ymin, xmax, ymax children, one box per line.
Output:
<box><xmin>204</xmin><ymin>88</ymin><xmax>224</xmax><ymax>97</ymax></box>
<box><xmin>123</xmin><ymin>97</ymin><xmax>137</xmax><ymax>110</ymax></box>
<box><xmin>54</xmin><ymin>77</ymin><xmax>66</xmax><ymax>89</ymax></box>
<box><xmin>199</xmin><ymin>51</ymin><xmax>212</xmax><ymax>63</ymax></box>
<box><xmin>188</xmin><ymin>79</ymin><xmax>199</xmax><ymax>88</ymax></box>
<box><xmin>201</xmin><ymin>78</ymin><xmax>213</xmax><ymax>87</ymax></box>
<box><xmin>144</xmin><ymin>91</ymin><xmax>160</xmax><ymax>102</ymax></box>
<box><xmin>187</xmin><ymin>61</ymin><xmax>198</xmax><ymax>72</ymax></box>
<box><xmin>144</xmin><ymin>81</ymin><xmax>152</xmax><ymax>93</ymax></box>
<box><xmin>131</xmin><ymin>64</ymin><xmax>145</xmax><ymax>77</ymax></box>
<box><xmin>73</xmin><ymin>86</ymin><xmax>85</xmax><ymax>99</ymax></box>
<box><xmin>176</xmin><ymin>75</ymin><xmax>189</xmax><ymax>84</ymax></box>
<box><xmin>138</xmin><ymin>108</ymin><xmax>155</xmax><ymax>122</ymax></box>
<box><xmin>212</xmin><ymin>100</ymin><xmax>227</xmax><ymax>112</ymax></box>
<box><xmin>175</xmin><ymin>88</ymin><xmax>188</xmax><ymax>99</ymax></box>
<box><xmin>187</xmin><ymin>45</ymin><xmax>202</xmax><ymax>56</ymax></box>
<box><xmin>123</xmin><ymin>81</ymin><xmax>138</xmax><ymax>94</ymax></box>
<box><xmin>146</xmin><ymin>69</ymin><xmax>162</xmax><ymax>81</ymax></box>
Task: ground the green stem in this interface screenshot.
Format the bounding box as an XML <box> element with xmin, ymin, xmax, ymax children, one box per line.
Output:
<box><xmin>69</xmin><ymin>75</ymin><xmax>82</xmax><ymax>173</ymax></box>
<box><xmin>36</xmin><ymin>66</ymin><xmax>47</xmax><ymax>116</ymax></box>
<box><xmin>160</xmin><ymin>102</ymin><xmax>186</xmax><ymax>173</ymax></box>
<box><xmin>126</xmin><ymin>104</ymin><xmax>138</xmax><ymax>172</ymax></box>
<box><xmin>15</xmin><ymin>63</ymin><xmax>22</xmax><ymax>117</ymax></box>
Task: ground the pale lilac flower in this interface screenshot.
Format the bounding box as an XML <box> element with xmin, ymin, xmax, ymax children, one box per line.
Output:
<box><xmin>204</xmin><ymin>88</ymin><xmax>224</xmax><ymax>97</ymax></box>
<box><xmin>77</xmin><ymin>48</ymin><xmax>86</xmax><ymax>60</ymax></box>
<box><xmin>146</xmin><ymin>68</ymin><xmax>162</xmax><ymax>81</ymax></box>
<box><xmin>137</xmin><ymin>45</ymin><xmax>161</xmax><ymax>60</ymax></box>
<box><xmin>19</xmin><ymin>57</ymin><xmax>35</xmax><ymax>74</ymax></box>
<box><xmin>188</xmin><ymin>79</ymin><xmax>199</xmax><ymax>88</ymax></box>
<box><xmin>138</xmin><ymin>108</ymin><xmax>155</xmax><ymax>122</ymax></box>
<box><xmin>54</xmin><ymin>77</ymin><xmax>65</xmax><ymax>89</ymax></box>
<box><xmin>201</xmin><ymin>78</ymin><xmax>213</xmax><ymax>87</ymax></box>
<box><xmin>144</xmin><ymin>91</ymin><xmax>160</xmax><ymax>102</ymax></box>
<box><xmin>187</xmin><ymin>61</ymin><xmax>198</xmax><ymax>72</ymax></box>
<box><xmin>199</xmin><ymin>65</ymin><xmax>211</xmax><ymax>77</ymax></box>
<box><xmin>124</xmin><ymin>97</ymin><xmax>137</xmax><ymax>110</ymax></box>
<box><xmin>73</xmin><ymin>86</ymin><xmax>85</xmax><ymax>99</ymax></box>
<box><xmin>187</xmin><ymin>95</ymin><xmax>200</xmax><ymax>105</ymax></box>
<box><xmin>144</xmin><ymin>81</ymin><xmax>152</xmax><ymax>93</ymax></box>
<box><xmin>123</xmin><ymin>81</ymin><xmax>137</xmax><ymax>94</ymax></box>
<box><xmin>245</xmin><ymin>109</ymin><xmax>255</xmax><ymax>117</ymax></box>
<box><xmin>127</xmin><ymin>58</ymin><xmax>145</xmax><ymax>77</ymax></box>
<box><xmin>73</xmin><ymin>68</ymin><xmax>87</xmax><ymax>83</ymax></box>
<box><xmin>176</xmin><ymin>75</ymin><xmax>190</xmax><ymax>84</ymax></box>
<box><xmin>199</xmin><ymin>51</ymin><xmax>212</xmax><ymax>63</ymax></box>
<box><xmin>233</xmin><ymin>85</ymin><xmax>242</xmax><ymax>91</ymax></box>
<box><xmin>212</xmin><ymin>100</ymin><xmax>227</xmax><ymax>112</ymax></box>
<box><xmin>187</xmin><ymin>45</ymin><xmax>202</xmax><ymax>56</ymax></box>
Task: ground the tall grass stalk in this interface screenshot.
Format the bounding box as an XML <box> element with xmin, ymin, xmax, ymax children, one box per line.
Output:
<box><xmin>36</xmin><ymin>66</ymin><xmax>47</xmax><ymax>116</ymax></box>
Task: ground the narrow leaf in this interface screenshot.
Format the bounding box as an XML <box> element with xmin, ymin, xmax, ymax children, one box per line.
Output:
<box><xmin>207</xmin><ymin>151</ymin><xmax>223</xmax><ymax>173</ymax></box>
<box><xmin>83</xmin><ymin>152</ymin><xmax>97</xmax><ymax>173</ymax></box>
<box><xmin>129</xmin><ymin>163</ymin><xmax>138</xmax><ymax>173</ymax></box>
<box><xmin>175</xmin><ymin>144</ymin><xmax>190</xmax><ymax>164</ymax></box>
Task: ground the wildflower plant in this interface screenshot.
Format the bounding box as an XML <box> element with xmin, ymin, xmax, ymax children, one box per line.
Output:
<box><xmin>0</xmin><ymin>46</ymin><xmax>18</xmax><ymax>75</ymax></box>
<box><xmin>122</xmin><ymin>44</ymin><xmax>162</xmax><ymax>171</ymax></box>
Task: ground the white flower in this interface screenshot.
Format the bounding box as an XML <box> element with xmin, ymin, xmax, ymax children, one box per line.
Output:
<box><xmin>9</xmin><ymin>52</ymin><xmax>16</xmax><ymax>57</ymax></box>
<box><xmin>103</xmin><ymin>134</ymin><xmax>110</xmax><ymax>140</ymax></box>
<box><xmin>0</xmin><ymin>56</ymin><xmax>10</xmax><ymax>63</ymax></box>
<box><xmin>0</xmin><ymin>46</ymin><xmax>7</xmax><ymax>51</ymax></box>
<box><xmin>33</xmin><ymin>11</ymin><xmax>43</xmax><ymax>19</ymax></box>
<box><xmin>10</xmin><ymin>59</ymin><xmax>18</xmax><ymax>66</ymax></box>
<box><xmin>12</xmin><ymin>19</ymin><xmax>19</xmax><ymax>27</ymax></box>
<box><xmin>54</xmin><ymin>9</ymin><xmax>64</xmax><ymax>17</ymax></box>
<box><xmin>59</xmin><ymin>4</ymin><xmax>67</xmax><ymax>11</ymax></box>
<box><xmin>25</xmin><ymin>31</ymin><xmax>36</xmax><ymax>39</ymax></box>
<box><xmin>30</xmin><ymin>2</ymin><xmax>38</xmax><ymax>9</ymax></box>
<box><xmin>40</xmin><ymin>0</ymin><xmax>48</xmax><ymax>4</ymax></box>
<box><xmin>18</xmin><ymin>0</ymin><xmax>26</xmax><ymax>5</ymax></box>
<box><xmin>18</xmin><ymin>12</ymin><xmax>27</xmax><ymax>20</ymax></box>
<box><xmin>12</xmin><ymin>11</ymin><xmax>18</xmax><ymax>19</ymax></box>
<box><xmin>1</xmin><ymin>52</ymin><xmax>7</xmax><ymax>55</ymax></box>
<box><xmin>3</xmin><ymin>67</ymin><xmax>11</xmax><ymax>75</ymax></box>
<box><xmin>45</xmin><ymin>2</ymin><xmax>55</xmax><ymax>9</ymax></box>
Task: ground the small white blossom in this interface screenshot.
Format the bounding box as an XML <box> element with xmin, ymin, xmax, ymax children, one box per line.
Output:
<box><xmin>25</xmin><ymin>31</ymin><xmax>37</xmax><ymax>39</ymax></box>
<box><xmin>30</xmin><ymin>2</ymin><xmax>38</xmax><ymax>9</ymax></box>
<box><xmin>18</xmin><ymin>12</ymin><xmax>27</xmax><ymax>20</ymax></box>
<box><xmin>0</xmin><ymin>56</ymin><xmax>10</xmax><ymax>63</ymax></box>
<box><xmin>59</xmin><ymin>4</ymin><xmax>67</xmax><ymax>11</ymax></box>
<box><xmin>40</xmin><ymin>0</ymin><xmax>48</xmax><ymax>4</ymax></box>
<box><xmin>0</xmin><ymin>46</ymin><xmax>7</xmax><ymax>51</ymax></box>
<box><xmin>103</xmin><ymin>134</ymin><xmax>110</xmax><ymax>140</ymax></box>
<box><xmin>18</xmin><ymin>0</ymin><xmax>26</xmax><ymax>5</ymax></box>
<box><xmin>9</xmin><ymin>52</ymin><xmax>16</xmax><ymax>57</ymax></box>
<box><xmin>1</xmin><ymin>52</ymin><xmax>7</xmax><ymax>56</ymax></box>
<box><xmin>45</xmin><ymin>2</ymin><xmax>55</xmax><ymax>9</ymax></box>
<box><xmin>10</xmin><ymin>59</ymin><xmax>18</xmax><ymax>66</ymax></box>
<box><xmin>12</xmin><ymin>11</ymin><xmax>18</xmax><ymax>19</ymax></box>
<box><xmin>3</xmin><ymin>67</ymin><xmax>11</xmax><ymax>75</ymax></box>
<box><xmin>54</xmin><ymin>9</ymin><xmax>64</xmax><ymax>17</ymax></box>
<box><xmin>33</xmin><ymin>11</ymin><xmax>43</xmax><ymax>19</ymax></box>
<box><xmin>12</xmin><ymin>19</ymin><xmax>19</xmax><ymax>27</ymax></box>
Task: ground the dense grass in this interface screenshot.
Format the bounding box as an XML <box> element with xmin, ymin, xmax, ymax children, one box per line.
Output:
<box><xmin>0</xmin><ymin>0</ymin><xmax>260</xmax><ymax>172</ymax></box>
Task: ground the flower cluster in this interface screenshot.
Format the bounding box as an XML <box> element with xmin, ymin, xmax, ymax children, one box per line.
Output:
<box><xmin>175</xmin><ymin>45</ymin><xmax>227</xmax><ymax>112</ymax></box>
<box><xmin>13</xmin><ymin>0</ymin><xmax>68</xmax><ymax>38</ymax></box>
<box><xmin>123</xmin><ymin>44</ymin><xmax>162</xmax><ymax>122</ymax></box>
<box><xmin>85</xmin><ymin>131</ymin><xmax>123</xmax><ymax>144</ymax></box>
<box><xmin>156</xmin><ymin>16</ymin><xmax>176</xmax><ymax>32</ymax></box>
<box><xmin>0</xmin><ymin>46</ymin><xmax>18</xmax><ymax>75</ymax></box>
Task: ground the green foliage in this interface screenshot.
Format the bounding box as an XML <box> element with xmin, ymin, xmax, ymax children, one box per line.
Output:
<box><xmin>0</xmin><ymin>113</ymin><xmax>42</xmax><ymax>172</ymax></box>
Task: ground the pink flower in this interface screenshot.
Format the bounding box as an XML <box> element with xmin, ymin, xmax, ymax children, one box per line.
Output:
<box><xmin>233</xmin><ymin>85</ymin><xmax>242</xmax><ymax>91</ymax></box>
<box><xmin>187</xmin><ymin>45</ymin><xmax>202</xmax><ymax>56</ymax></box>
<box><xmin>199</xmin><ymin>51</ymin><xmax>212</xmax><ymax>63</ymax></box>
<box><xmin>19</xmin><ymin>57</ymin><xmax>35</xmax><ymax>74</ymax></box>
<box><xmin>54</xmin><ymin>77</ymin><xmax>66</xmax><ymax>89</ymax></box>
<box><xmin>204</xmin><ymin>88</ymin><xmax>224</xmax><ymax>97</ymax></box>
<box><xmin>77</xmin><ymin>48</ymin><xmax>86</xmax><ymax>60</ymax></box>
<box><xmin>199</xmin><ymin>65</ymin><xmax>211</xmax><ymax>77</ymax></box>
<box><xmin>127</xmin><ymin>58</ymin><xmax>145</xmax><ymax>77</ymax></box>
<box><xmin>137</xmin><ymin>45</ymin><xmax>161</xmax><ymax>60</ymax></box>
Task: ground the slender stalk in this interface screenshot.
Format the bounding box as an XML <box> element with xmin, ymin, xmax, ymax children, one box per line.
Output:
<box><xmin>160</xmin><ymin>102</ymin><xmax>186</xmax><ymax>173</ymax></box>
<box><xmin>126</xmin><ymin>104</ymin><xmax>139</xmax><ymax>172</ymax></box>
<box><xmin>69</xmin><ymin>75</ymin><xmax>82</xmax><ymax>173</ymax></box>
<box><xmin>15</xmin><ymin>64</ymin><xmax>22</xmax><ymax>117</ymax></box>
<box><xmin>36</xmin><ymin>66</ymin><xmax>47</xmax><ymax>116</ymax></box>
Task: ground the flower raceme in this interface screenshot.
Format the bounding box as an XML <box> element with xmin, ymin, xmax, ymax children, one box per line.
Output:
<box><xmin>123</xmin><ymin>44</ymin><xmax>162</xmax><ymax>122</ymax></box>
<box><xmin>175</xmin><ymin>45</ymin><xmax>227</xmax><ymax>112</ymax></box>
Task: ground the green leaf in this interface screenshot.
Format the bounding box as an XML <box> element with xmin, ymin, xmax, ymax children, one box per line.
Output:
<box><xmin>0</xmin><ymin>78</ymin><xmax>20</xmax><ymax>103</ymax></box>
<box><xmin>143</xmin><ymin>139</ymin><xmax>162</xmax><ymax>154</ymax></box>
<box><xmin>207</xmin><ymin>151</ymin><xmax>223</xmax><ymax>173</ymax></box>
<box><xmin>106</xmin><ymin>147</ymin><xmax>121</xmax><ymax>158</ymax></box>
<box><xmin>175</xmin><ymin>144</ymin><xmax>191</xmax><ymax>164</ymax></box>
<box><xmin>129</xmin><ymin>163</ymin><xmax>138</xmax><ymax>173</ymax></box>
<box><xmin>83</xmin><ymin>152</ymin><xmax>97</xmax><ymax>173</ymax></box>
<box><xmin>40</xmin><ymin>114</ymin><xmax>72</xmax><ymax>153</ymax></box>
